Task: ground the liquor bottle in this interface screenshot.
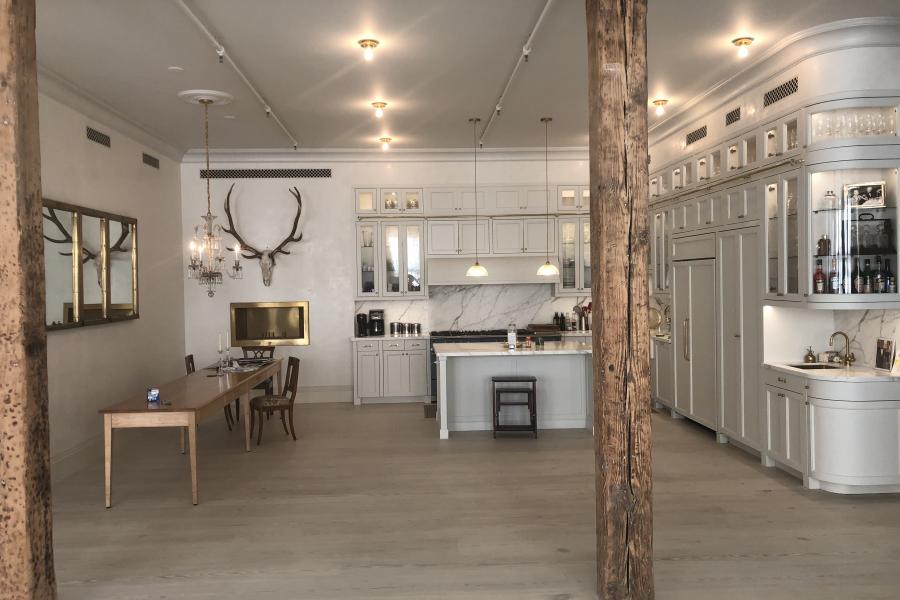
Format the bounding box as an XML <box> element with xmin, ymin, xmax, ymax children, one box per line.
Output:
<box><xmin>863</xmin><ymin>259</ymin><xmax>873</xmax><ymax>293</ymax></box>
<box><xmin>874</xmin><ymin>255</ymin><xmax>885</xmax><ymax>293</ymax></box>
<box><xmin>885</xmin><ymin>259</ymin><xmax>896</xmax><ymax>294</ymax></box>
<box><xmin>852</xmin><ymin>258</ymin><xmax>863</xmax><ymax>293</ymax></box>
<box><xmin>553</xmin><ymin>312</ymin><xmax>560</xmax><ymax>328</ymax></box>
<box><xmin>817</xmin><ymin>234</ymin><xmax>831</xmax><ymax>257</ymax></box>
<box><xmin>829</xmin><ymin>258</ymin><xmax>841</xmax><ymax>294</ymax></box>
<box><xmin>813</xmin><ymin>259</ymin><xmax>826</xmax><ymax>294</ymax></box>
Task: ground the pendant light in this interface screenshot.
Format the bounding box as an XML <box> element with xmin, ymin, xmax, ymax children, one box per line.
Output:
<box><xmin>466</xmin><ymin>117</ymin><xmax>488</xmax><ymax>277</ymax></box>
<box><xmin>537</xmin><ymin>117</ymin><xmax>560</xmax><ymax>277</ymax></box>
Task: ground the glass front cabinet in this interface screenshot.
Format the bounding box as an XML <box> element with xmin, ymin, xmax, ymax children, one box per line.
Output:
<box><xmin>556</xmin><ymin>217</ymin><xmax>591</xmax><ymax>296</ymax></box>
<box><xmin>806</xmin><ymin>161</ymin><xmax>900</xmax><ymax>303</ymax></box>
<box><xmin>356</xmin><ymin>222</ymin><xmax>380</xmax><ymax>297</ymax></box>
<box><xmin>763</xmin><ymin>169</ymin><xmax>804</xmax><ymax>301</ymax></box>
<box><xmin>380</xmin><ymin>221</ymin><xmax>426</xmax><ymax>298</ymax></box>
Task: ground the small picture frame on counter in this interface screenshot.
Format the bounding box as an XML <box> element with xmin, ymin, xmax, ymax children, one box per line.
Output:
<box><xmin>875</xmin><ymin>337</ymin><xmax>895</xmax><ymax>371</ymax></box>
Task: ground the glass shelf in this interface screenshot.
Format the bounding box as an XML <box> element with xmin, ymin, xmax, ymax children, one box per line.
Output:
<box><xmin>810</xmin><ymin>106</ymin><xmax>898</xmax><ymax>145</ymax></box>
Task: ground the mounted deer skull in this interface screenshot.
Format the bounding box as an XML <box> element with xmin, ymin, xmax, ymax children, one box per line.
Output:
<box><xmin>42</xmin><ymin>207</ymin><xmax>131</xmax><ymax>287</ymax></box>
<box><xmin>221</xmin><ymin>183</ymin><xmax>304</xmax><ymax>286</ymax></box>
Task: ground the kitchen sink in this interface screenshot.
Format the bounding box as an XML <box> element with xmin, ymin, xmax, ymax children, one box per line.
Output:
<box><xmin>787</xmin><ymin>363</ymin><xmax>842</xmax><ymax>370</ymax></box>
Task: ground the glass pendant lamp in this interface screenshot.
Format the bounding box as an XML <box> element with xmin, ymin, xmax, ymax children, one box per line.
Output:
<box><xmin>537</xmin><ymin>117</ymin><xmax>560</xmax><ymax>277</ymax></box>
<box><xmin>466</xmin><ymin>117</ymin><xmax>488</xmax><ymax>277</ymax></box>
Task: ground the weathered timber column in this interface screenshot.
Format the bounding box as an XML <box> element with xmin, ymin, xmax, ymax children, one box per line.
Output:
<box><xmin>0</xmin><ymin>0</ymin><xmax>57</xmax><ymax>598</ymax></box>
<box><xmin>585</xmin><ymin>0</ymin><xmax>653</xmax><ymax>598</ymax></box>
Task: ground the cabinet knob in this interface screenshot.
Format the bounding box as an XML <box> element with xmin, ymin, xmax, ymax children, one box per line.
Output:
<box><xmin>737</xmin><ymin>214</ymin><xmax>745</xmax><ymax>219</ymax></box>
<box><xmin>733</xmin><ymin>333</ymin><xmax>741</xmax><ymax>338</ymax></box>
<box><xmin>777</xmin><ymin>392</ymin><xmax>786</xmax><ymax>398</ymax></box>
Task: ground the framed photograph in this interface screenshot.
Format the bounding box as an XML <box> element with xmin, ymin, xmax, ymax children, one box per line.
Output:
<box><xmin>844</xmin><ymin>180</ymin><xmax>886</xmax><ymax>208</ymax></box>
<box><xmin>875</xmin><ymin>337</ymin><xmax>895</xmax><ymax>371</ymax></box>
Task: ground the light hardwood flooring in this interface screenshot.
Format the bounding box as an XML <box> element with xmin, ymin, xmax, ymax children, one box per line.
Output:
<box><xmin>52</xmin><ymin>404</ymin><xmax>900</xmax><ymax>599</ymax></box>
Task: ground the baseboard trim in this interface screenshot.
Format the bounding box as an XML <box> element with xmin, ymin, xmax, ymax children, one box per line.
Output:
<box><xmin>51</xmin><ymin>435</ymin><xmax>102</xmax><ymax>485</ymax></box>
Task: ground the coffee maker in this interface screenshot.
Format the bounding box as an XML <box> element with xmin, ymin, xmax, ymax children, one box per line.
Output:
<box><xmin>368</xmin><ymin>309</ymin><xmax>385</xmax><ymax>336</ymax></box>
<box><xmin>355</xmin><ymin>313</ymin><xmax>369</xmax><ymax>337</ymax></box>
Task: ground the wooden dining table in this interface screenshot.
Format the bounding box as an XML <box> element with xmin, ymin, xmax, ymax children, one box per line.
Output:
<box><xmin>99</xmin><ymin>358</ymin><xmax>283</xmax><ymax>507</ymax></box>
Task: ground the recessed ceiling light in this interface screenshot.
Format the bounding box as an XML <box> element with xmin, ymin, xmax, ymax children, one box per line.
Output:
<box><xmin>372</xmin><ymin>101</ymin><xmax>387</xmax><ymax>118</ymax></box>
<box><xmin>652</xmin><ymin>98</ymin><xmax>669</xmax><ymax>116</ymax></box>
<box><xmin>358</xmin><ymin>38</ymin><xmax>379</xmax><ymax>61</ymax></box>
<box><xmin>732</xmin><ymin>37</ymin><xmax>754</xmax><ymax>58</ymax></box>
<box><xmin>379</xmin><ymin>136</ymin><xmax>392</xmax><ymax>151</ymax></box>
<box><xmin>167</xmin><ymin>66</ymin><xmax>184</xmax><ymax>72</ymax></box>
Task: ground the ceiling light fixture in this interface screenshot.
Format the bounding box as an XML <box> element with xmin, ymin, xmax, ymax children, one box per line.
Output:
<box><xmin>358</xmin><ymin>38</ymin><xmax>379</xmax><ymax>61</ymax></box>
<box><xmin>652</xmin><ymin>99</ymin><xmax>668</xmax><ymax>116</ymax></box>
<box><xmin>379</xmin><ymin>137</ymin><xmax>392</xmax><ymax>151</ymax></box>
<box><xmin>466</xmin><ymin>117</ymin><xmax>488</xmax><ymax>278</ymax></box>
<box><xmin>372</xmin><ymin>101</ymin><xmax>387</xmax><ymax>118</ymax></box>
<box><xmin>732</xmin><ymin>36</ymin><xmax>754</xmax><ymax>58</ymax></box>
<box><xmin>537</xmin><ymin>117</ymin><xmax>559</xmax><ymax>278</ymax></box>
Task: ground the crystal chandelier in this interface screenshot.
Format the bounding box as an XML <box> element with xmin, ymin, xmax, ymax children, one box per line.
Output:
<box><xmin>185</xmin><ymin>93</ymin><xmax>242</xmax><ymax>297</ymax></box>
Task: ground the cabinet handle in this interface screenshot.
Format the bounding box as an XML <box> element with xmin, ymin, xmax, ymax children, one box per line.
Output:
<box><xmin>734</xmin><ymin>333</ymin><xmax>741</xmax><ymax>338</ymax></box>
<box><xmin>682</xmin><ymin>319</ymin><xmax>690</xmax><ymax>361</ymax></box>
<box><xmin>777</xmin><ymin>377</ymin><xmax>787</xmax><ymax>383</ymax></box>
<box><xmin>777</xmin><ymin>393</ymin><xmax>786</xmax><ymax>398</ymax></box>
<box><xmin>737</xmin><ymin>214</ymin><xmax>746</xmax><ymax>219</ymax></box>
<box><xmin>705</xmin><ymin>221</ymin><xmax>712</xmax><ymax>225</ymax></box>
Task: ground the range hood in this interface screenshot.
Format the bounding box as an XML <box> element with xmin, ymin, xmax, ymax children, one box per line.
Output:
<box><xmin>426</xmin><ymin>257</ymin><xmax>559</xmax><ymax>286</ymax></box>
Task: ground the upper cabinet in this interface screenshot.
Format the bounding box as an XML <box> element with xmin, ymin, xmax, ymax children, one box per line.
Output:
<box><xmin>763</xmin><ymin>168</ymin><xmax>804</xmax><ymax>301</ymax></box>
<box><xmin>492</xmin><ymin>218</ymin><xmax>556</xmax><ymax>255</ymax></box>
<box><xmin>763</xmin><ymin>110</ymin><xmax>803</xmax><ymax>161</ymax></box>
<box><xmin>809</xmin><ymin>99</ymin><xmax>899</xmax><ymax>147</ymax></box>
<box><xmin>426</xmin><ymin>219</ymin><xmax>490</xmax><ymax>257</ymax></box>
<box><xmin>556</xmin><ymin>217</ymin><xmax>591</xmax><ymax>296</ymax></box>
<box><xmin>380</xmin><ymin>189</ymin><xmax>423</xmax><ymax>214</ymax></box>
<box><xmin>381</xmin><ymin>221</ymin><xmax>426</xmax><ymax>298</ymax></box>
<box><xmin>355</xmin><ymin>188</ymin><xmax>378</xmax><ymax>214</ymax></box>
<box><xmin>557</xmin><ymin>185</ymin><xmax>590</xmax><ymax>213</ymax></box>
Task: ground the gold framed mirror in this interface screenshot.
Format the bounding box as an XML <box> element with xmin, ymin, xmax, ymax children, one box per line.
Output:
<box><xmin>42</xmin><ymin>198</ymin><xmax>138</xmax><ymax>330</ymax></box>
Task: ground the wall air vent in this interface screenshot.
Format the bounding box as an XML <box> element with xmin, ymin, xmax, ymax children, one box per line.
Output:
<box><xmin>86</xmin><ymin>126</ymin><xmax>111</xmax><ymax>148</ymax></box>
<box><xmin>142</xmin><ymin>153</ymin><xmax>160</xmax><ymax>169</ymax></box>
<box><xmin>763</xmin><ymin>77</ymin><xmax>799</xmax><ymax>108</ymax></box>
<box><xmin>685</xmin><ymin>125</ymin><xmax>708</xmax><ymax>146</ymax></box>
<box><xmin>725</xmin><ymin>107</ymin><xmax>741</xmax><ymax>126</ymax></box>
<box><xmin>200</xmin><ymin>168</ymin><xmax>332</xmax><ymax>179</ymax></box>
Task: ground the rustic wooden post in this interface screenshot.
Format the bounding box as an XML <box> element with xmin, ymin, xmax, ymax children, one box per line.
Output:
<box><xmin>585</xmin><ymin>0</ymin><xmax>653</xmax><ymax>598</ymax></box>
<box><xmin>0</xmin><ymin>0</ymin><xmax>57</xmax><ymax>598</ymax></box>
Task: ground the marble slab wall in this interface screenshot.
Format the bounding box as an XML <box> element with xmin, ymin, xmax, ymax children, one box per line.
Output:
<box><xmin>355</xmin><ymin>285</ymin><xmax>590</xmax><ymax>332</ymax></box>
<box><xmin>833</xmin><ymin>310</ymin><xmax>900</xmax><ymax>367</ymax></box>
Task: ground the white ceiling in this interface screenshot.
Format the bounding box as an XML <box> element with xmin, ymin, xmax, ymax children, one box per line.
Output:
<box><xmin>35</xmin><ymin>0</ymin><xmax>900</xmax><ymax>154</ymax></box>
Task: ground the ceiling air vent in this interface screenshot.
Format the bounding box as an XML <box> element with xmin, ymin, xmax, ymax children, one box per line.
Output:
<box><xmin>86</xmin><ymin>126</ymin><xmax>111</xmax><ymax>148</ymax></box>
<box><xmin>142</xmin><ymin>153</ymin><xmax>160</xmax><ymax>169</ymax></box>
<box><xmin>200</xmin><ymin>168</ymin><xmax>332</xmax><ymax>179</ymax></box>
<box><xmin>725</xmin><ymin>107</ymin><xmax>741</xmax><ymax>127</ymax></box>
<box><xmin>763</xmin><ymin>76</ymin><xmax>799</xmax><ymax>108</ymax></box>
<box><xmin>685</xmin><ymin>125</ymin><xmax>707</xmax><ymax>147</ymax></box>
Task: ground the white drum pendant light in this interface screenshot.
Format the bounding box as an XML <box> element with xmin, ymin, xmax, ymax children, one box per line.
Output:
<box><xmin>466</xmin><ymin>117</ymin><xmax>488</xmax><ymax>277</ymax></box>
<box><xmin>537</xmin><ymin>117</ymin><xmax>559</xmax><ymax>277</ymax></box>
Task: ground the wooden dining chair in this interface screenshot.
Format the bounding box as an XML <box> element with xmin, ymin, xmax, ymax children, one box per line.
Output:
<box><xmin>249</xmin><ymin>356</ymin><xmax>299</xmax><ymax>445</ymax></box>
<box><xmin>185</xmin><ymin>354</ymin><xmax>235</xmax><ymax>431</ymax></box>
<box><xmin>241</xmin><ymin>346</ymin><xmax>276</xmax><ymax>421</ymax></box>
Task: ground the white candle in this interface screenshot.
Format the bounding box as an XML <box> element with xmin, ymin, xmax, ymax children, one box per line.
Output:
<box><xmin>234</xmin><ymin>243</ymin><xmax>241</xmax><ymax>259</ymax></box>
<box><xmin>218</xmin><ymin>333</ymin><xmax>222</xmax><ymax>352</ymax></box>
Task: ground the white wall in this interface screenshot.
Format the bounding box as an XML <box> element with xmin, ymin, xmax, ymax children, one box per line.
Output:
<box><xmin>180</xmin><ymin>153</ymin><xmax>589</xmax><ymax>400</ymax></box>
<box><xmin>39</xmin><ymin>94</ymin><xmax>185</xmax><ymax>478</ymax></box>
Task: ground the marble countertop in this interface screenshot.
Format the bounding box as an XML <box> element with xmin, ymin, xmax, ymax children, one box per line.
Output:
<box><xmin>765</xmin><ymin>362</ymin><xmax>900</xmax><ymax>382</ymax></box>
<box><xmin>560</xmin><ymin>330</ymin><xmax>592</xmax><ymax>336</ymax></box>
<box><xmin>433</xmin><ymin>340</ymin><xmax>592</xmax><ymax>357</ymax></box>
<box><xmin>351</xmin><ymin>334</ymin><xmax>430</xmax><ymax>342</ymax></box>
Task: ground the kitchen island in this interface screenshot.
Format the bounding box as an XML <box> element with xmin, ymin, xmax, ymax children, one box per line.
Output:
<box><xmin>433</xmin><ymin>341</ymin><xmax>593</xmax><ymax>439</ymax></box>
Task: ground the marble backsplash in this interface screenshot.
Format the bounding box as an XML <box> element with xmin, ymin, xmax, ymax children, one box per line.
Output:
<box><xmin>355</xmin><ymin>285</ymin><xmax>590</xmax><ymax>333</ymax></box>
<box><xmin>833</xmin><ymin>309</ymin><xmax>900</xmax><ymax>367</ymax></box>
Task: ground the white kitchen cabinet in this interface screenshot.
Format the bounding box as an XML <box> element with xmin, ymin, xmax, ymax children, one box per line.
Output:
<box><xmin>673</xmin><ymin>258</ymin><xmax>717</xmax><ymax>428</ymax></box>
<box><xmin>355</xmin><ymin>222</ymin><xmax>380</xmax><ymax>298</ymax></box>
<box><xmin>763</xmin><ymin>168</ymin><xmax>804</xmax><ymax>301</ymax></box>
<box><xmin>355</xmin><ymin>347</ymin><xmax>382</xmax><ymax>400</ymax></box>
<box><xmin>556</xmin><ymin>217</ymin><xmax>591</xmax><ymax>296</ymax></box>
<box><xmin>521</xmin><ymin>186</ymin><xmax>550</xmax><ymax>213</ymax></box>
<box><xmin>380</xmin><ymin>221</ymin><xmax>425</xmax><ymax>297</ymax></box>
<box><xmin>492</xmin><ymin>187</ymin><xmax>523</xmax><ymax>213</ymax></box>
<box><xmin>380</xmin><ymin>189</ymin><xmax>423</xmax><ymax>214</ymax></box>
<box><xmin>383</xmin><ymin>348</ymin><xmax>429</xmax><ymax>397</ymax></box>
<box><xmin>764</xmin><ymin>384</ymin><xmax>807</xmax><ymax>473</ymax></box>
<box><xmin>424</xmin><ymin>188</ymin><xmax>460</xmax><ymax>215</ymax></box>
<box><xmin>717</xmin><ymin>228</ymin><xmax>761</xmax><ymax>450</ymax></box>
<box><xmin>724</xmin><ymin>181</ymin><xmax>761</xmax><ymax>225</ymax></box>
<box><xmin>653</xmin><ymin>338</ymin><xmax>674</xmax><ymax>408</ymax></box>
<box><xmin>426</xmin><ymin>219</ymin><xmax>489</xmax><ymax>256</ymax></box>
<box><xmin>491</xmin><ymin>218</ymin><xmax>556</xmax><ymax>255</ymax></box>
<box><xmin>763</xmin><ymin>110</ymin><xmax>803</xmax><ymax>161</ymax></box>
<box><xmin>558</xmin><ymin>185</ymin><xmax>590</xmax><ymax>212</ymax></box>
<box><xmin>485</xmin><ymin>186</ymin><xmax>550</xmax><ymax>214</ymax></box>
<box><xmin>355</xmin><ymin>188</ymin><xmax>378</xmax><ymax>214</ymax></box>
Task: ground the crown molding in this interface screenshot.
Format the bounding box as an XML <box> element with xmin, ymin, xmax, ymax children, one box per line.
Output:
<box><xmin>37</xmin><ymin>64</ymin><xmax>184</xmax><ymax>161</ymax></box>
<box><xmin>180</xmin><ymin>146</ymin><xmax>590</xmax><ymax>164</ymax></box>
<box><xmin>649</xmin><ymin>17</ymin><xmax>900</xmax><ymax>145</ymax></box>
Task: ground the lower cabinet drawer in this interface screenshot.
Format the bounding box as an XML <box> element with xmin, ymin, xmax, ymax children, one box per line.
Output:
<box><xmin>764</xmin><ymin>369</ymin><xmax>805</xmax><ymax>394</ymax></box>
<box><xmin>382</xmin><ymin>339</ymin><xmax>404</xmax><ymax>350</ymax></box>
<box><xmin>405</xmin><ymin>339</ymin><xmax>427</xmax><ymax>350</ymax></box>
<box><xmin>356</xmin><ymin>341</ymin><xmax>379</xmax><ymax>351</ymax></box>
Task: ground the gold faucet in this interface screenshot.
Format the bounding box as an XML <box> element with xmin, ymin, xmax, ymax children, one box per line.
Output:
<box><xmin>829</xmin><ymin>331</ymin><xmax>856</xmax><ymax>367</ymax></box>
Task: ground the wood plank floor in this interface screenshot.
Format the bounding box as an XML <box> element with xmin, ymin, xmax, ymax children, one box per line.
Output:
<box><xmin>52</xmin><ymin>404</ymin><xmax>900</xmax><ymax>599</ymax></box>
